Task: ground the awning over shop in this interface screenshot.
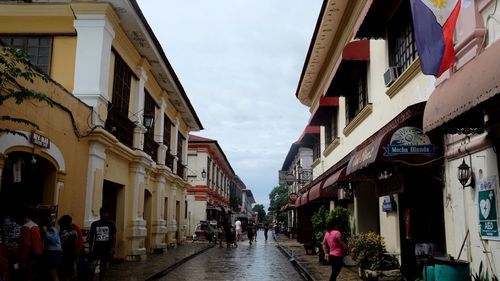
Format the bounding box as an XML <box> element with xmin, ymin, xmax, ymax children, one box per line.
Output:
<box><xmin>342</xmin><ymin>40</ymin><xmax>370</xmax><ymax>61</ymax></box>
<box><xmin>423</xmin><ymin>39</ymin><xmax>500</xmax><ymax>132</ymax></box>
<box><xmin>309</xmin><ymin>97</ymin><xmax>340</xmax><ymax>126</ymax></box>
<box><xmin>297</xmin><ymin>191</ymin><xmax>309</xmax><ymax>207</ymax></box>
<box><xmin>346</xmin><ymin>102</ymin><xmax>439</xmax><ymax>175</ymax></box>
<box><xmin>308</xmin><ymin>182</ymin><xmax>323</xmax><ymax>202</ymax></box>
<box><xmin>295</xmin><ymin>195</ymin><xmax>302</xmax><ymax>207</ymax></box>
<box><xmin>322</xmin><ymin>167</ymin><xmax>373</xmax><ymax>191</ymax></box>
<box><xmin>207</xmin><ymin>204</ymin><xmax>221</xmax><ymax>212</ymax></box>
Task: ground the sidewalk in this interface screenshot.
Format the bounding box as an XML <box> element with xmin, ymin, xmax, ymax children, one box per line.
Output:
<box><xmin>105</xmin><ymin>241</ymin><xmax>210</xmax><ymax>281</ymax></box>
<box><xmin>275</xmin><ymin>233</ymin><xmax>362</xmax><ymax>281</ymax></box>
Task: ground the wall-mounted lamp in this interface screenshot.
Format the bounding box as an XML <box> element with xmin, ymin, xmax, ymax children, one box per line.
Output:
<box><xmin>201</xmin><ymin>169</ymin><xmax>207</xmax><ymax>179</ymax></box>
<box><xmin>457</xmin><ymin>159</ymin><xmax>474</xmax><ymax>188</ymax></box>
<box><xmin>143</xmin><ymin>112</ymin><xmax>155</xmax><ymax>131</ymax></box>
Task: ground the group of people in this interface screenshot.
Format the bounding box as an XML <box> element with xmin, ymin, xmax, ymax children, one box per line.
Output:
<box><xmin>216</xmin><ymin>219</ymin><xmax>272</xmax><ymax>248</ymax></box>
<box><xmin>0</xmin><ymin>207</ymin><xmax>116</xmax><ymax>281</ymax></box>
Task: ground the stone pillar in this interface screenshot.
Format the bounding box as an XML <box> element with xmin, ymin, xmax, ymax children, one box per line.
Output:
<box><xmin>83</xmin><ymin>142</ymin><xmax>106</xmax><ymax>228</ymax></box>
<box><xmin>151</xmin><ymin>171</ymin><xmax>168</xmax><ymax>251</ymax></box>
<box><xmin>167</xmin><ymin>184</ymin><xmax>178</xmax><ymax>246</ymax></box>
<box><xmin>73</xmin><ymin>12</ymin><xmax>115</xmax><ymax>126</ymax></box>
<box><xmin>181</xmin><ymin>189</ymin><xmax>188</xmax><ymax>241</ymax></box>
<box><xmin>126</xmin><ymin>162</ymin><xmax>147</xmax><ymax>261</ymax></box>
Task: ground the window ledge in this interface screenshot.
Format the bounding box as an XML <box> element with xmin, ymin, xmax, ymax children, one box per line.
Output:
<box><xmin>311</xmin><ymin>157</ymin><xmax>321</xmax><ymax>169</ymax></box>
<box><xmin>385</xmin><ymin>58</ymin><xmax>421</xmax><ymax>99</ymax></box>
<box><xmin>323</xmin><ymin>138</ymin><xmax>340</xmax><ymax>157</ymax></box>
<box><xmin>343</xmin><ymin>104</ymin><xmax>373</xmax><ymax>137</ymax></box>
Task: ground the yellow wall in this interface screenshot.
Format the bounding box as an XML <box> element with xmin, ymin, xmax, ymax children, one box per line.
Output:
<box><xmin>0</xmin><ymin>70</ymin><xmax>92</xmax><ymax>227</ymax></box>
<box><xmin>51</xmin><ymin>36</ymin><xmax>77</xmax><ymax>92</ymax></box>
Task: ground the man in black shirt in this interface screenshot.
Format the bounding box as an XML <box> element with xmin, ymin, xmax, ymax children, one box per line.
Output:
<box><xmin>89</xmin><ymin>207</ymin><xmax>116</xmax><ymax>281</ymax></box>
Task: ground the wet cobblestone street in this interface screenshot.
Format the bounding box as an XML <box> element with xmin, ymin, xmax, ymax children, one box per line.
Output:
<box><xmin>162</xmin><ymin>231</ymin><xmax>303</xmax><ymax>281</ymax></box>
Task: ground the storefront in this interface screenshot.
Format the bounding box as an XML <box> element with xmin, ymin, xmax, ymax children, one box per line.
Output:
<box><xmin>346</xmin><ymin>102</ymin><xmax>445</xmax><ymax>279</ymax></box>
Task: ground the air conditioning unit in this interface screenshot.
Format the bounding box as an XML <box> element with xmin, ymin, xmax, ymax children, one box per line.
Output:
<box><xmin>384</xmin><ymin>66</ymin><xmax>400</xmax><ymax>87</ymax></box>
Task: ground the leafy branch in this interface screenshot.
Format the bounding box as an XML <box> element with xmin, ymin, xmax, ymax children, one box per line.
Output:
<box><xmin>0</xmin><ymin>46</ymin><xmax>53</xmax><ymax>139</ymax></box>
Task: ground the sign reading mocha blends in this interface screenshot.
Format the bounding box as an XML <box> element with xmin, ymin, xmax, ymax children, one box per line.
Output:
<box><xmin>477</xmin><ymin>177</ymin><xmax>499</xmax><ymax>240</ymax></box>
<box><xmin>289</xmin><ymin>193</ymin><xmax>298</xmax><ymax>204</ymax></box>
<box><xmin>383</xmin><ymin>127</ymin><xmax>435</xmax><ymax>157</ymax></box>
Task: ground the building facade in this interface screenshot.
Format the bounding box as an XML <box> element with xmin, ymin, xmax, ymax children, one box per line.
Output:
<box><xmin>186</xmin><ymin>134</ymin><xmax>234</xmax><ymax>236</ymax></box>
<box><xmin>290</xmin><ymin>0</ymin><xmax>500</xmax><ymax>278</ymax></box>
<box><xmin>0</xmin><ymin>0</ymin><xmax>202</xmax><ymax>261</ymax></box>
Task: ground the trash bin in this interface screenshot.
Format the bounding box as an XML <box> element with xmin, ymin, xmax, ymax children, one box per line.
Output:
<box><xmin>423</xmin><ymin>257</ymin><xmax>470</xmax><ymax>281</ymax></box>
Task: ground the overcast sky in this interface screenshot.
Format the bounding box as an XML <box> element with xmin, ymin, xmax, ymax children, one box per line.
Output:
<box><xmin>137</xmin><ymin>0</ymin><xmax>323</xmax><ymax>210</ymax></box>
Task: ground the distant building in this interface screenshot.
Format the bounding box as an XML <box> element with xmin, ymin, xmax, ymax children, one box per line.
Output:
<box><xmin>186</xmin><ymin>135</ymin><xmax>235</xmax><ymax>235</ymax></box>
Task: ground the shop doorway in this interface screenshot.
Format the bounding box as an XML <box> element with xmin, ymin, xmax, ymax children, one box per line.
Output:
<box><xmin>144</xmin><ymin>189</ymin><xmax>152</xmax><ymax>251</ymax></box>
<box><xmin>102</xmin><ymin>180</ymin><xmax>124</xmax><ymax>257</ymax></box>
<box><xmin>0</xmin><ymin>151</ymin><xmax>57</xmax><ymax>220</ymax></box>
<box><xmin>399</xmin><ymin>170</ymin><xmax>446</xmax><ymax>279</ymax></box>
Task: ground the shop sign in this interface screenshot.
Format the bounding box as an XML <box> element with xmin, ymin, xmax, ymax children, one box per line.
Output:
<box><xmin>382</xmin><ymin>195</ymin><xmax>396</xmax><ymax>212</ymax></box>
<box><xmin>478</xmin><ymin>176</ymin><xmax>499</xmax><ymax>240</ymax></box>
<box><xmin>383</xmin><ymin>127</ymin><xmax>435</xmax><ymax>157</ymax></box>
<box><xmin>30</xmin><ymin>132</ymin><xmax>50</xmax><ymax>149</ymax></box>
<box><xmin>289</xmin><ymin>193</ymin><xmax>298</xmax><ymax>203</ymax></box>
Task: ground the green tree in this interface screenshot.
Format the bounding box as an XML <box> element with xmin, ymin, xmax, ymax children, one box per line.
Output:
<box><xmin>0</xmin><ymin>47</ymin><xmax>52</xmax><ymax>138</ymax></box>
<box><xmin>252</xmin><ymin>204</ymin><xmax>266</xmax><ymax>223</ymax></box>
<box><xmin>268</xmin><ymin>184</ymin><xmax>288</xmax><ymax>223</ymax></box>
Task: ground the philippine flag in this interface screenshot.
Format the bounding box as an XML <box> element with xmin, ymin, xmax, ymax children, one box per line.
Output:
<box><xmin>410</xmin><ymin>0</ymin><xmax>461</xmax><ymax>77</ymax></box>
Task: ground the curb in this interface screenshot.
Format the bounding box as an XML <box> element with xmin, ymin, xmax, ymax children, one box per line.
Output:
<box><xmin>273</xmin><ymin>233</ymin><xmax>315</xmax><ymax>281</ymax></box>
<box><xmin>144</xmin><ymin>243</ymin><xmax>215</xmax><ymax>280</ymax></box>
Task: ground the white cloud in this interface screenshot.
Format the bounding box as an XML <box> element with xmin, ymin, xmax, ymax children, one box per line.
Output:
<box><xmin>137</xmin><ymin>0</ymin><xmax>322</xmax><ymax>207</ymax></box>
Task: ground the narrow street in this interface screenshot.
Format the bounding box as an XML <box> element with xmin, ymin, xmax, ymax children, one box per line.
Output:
<box><xmin>161</xmin><ymin>231</ymin><xmax>303</xmax><ymax>281</ymax></box>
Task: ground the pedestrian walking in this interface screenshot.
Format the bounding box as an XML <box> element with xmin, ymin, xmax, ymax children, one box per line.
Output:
<box><xmin>217</xmin><ymin>225</ymin><xmax>224</xmax><ymax>248</ymax></box>
<box><xmin>264</xmin><ymin>222</ymin><xmax>269</xmax><ymax>241</ymax></box>
<box><xmin>235</xmin><ymin>219</ymin><xmax>242</xmax><ymax>241</ymax></box>
<box><xmin>247</xmin><ymin>221</ymin><xmax>255</xmax><ymax>245</ymax></box>
<box><xmin>322</xmin><ymin>219</ymin><xmax>347</xmax><ymax>281</ymax></box>
<box><xmin>58</xmin><ymin>215</ymin><xmax>78</xmax><ymax>281</ymax></box>
<box><xmin>40</xmin><ymin>216</ymin><xmax>62</xmax><ymax>281</ymax></box>
<box><xmin>88</xmin><ymin>207</ymin><xmax>116</xmax><ymax>281</ymax></box>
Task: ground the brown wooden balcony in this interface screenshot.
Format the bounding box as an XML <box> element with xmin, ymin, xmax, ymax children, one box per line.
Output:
<box><xmin>143</xmin><ymin>134</ymin><xmax>159</xmax><ymax>161</ymax></box>
<box><xmin>104</xmin><ymin>108</ymin><xmax>134</xmax><ymax>148</ymax></box>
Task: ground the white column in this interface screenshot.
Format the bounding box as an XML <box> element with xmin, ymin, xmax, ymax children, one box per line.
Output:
<box><xmin>172</xmin><ymin>118</ymin><xmax>180</xmax><ymax>173</ymax></box>
<box><xmin>158</xmin><ymin>98</ymin><xmax>167</xmax><ymax>165</ymax></box>
<box><xmin>73</xmin><ymin>14</ymin><xmax>115</xmax><ymax>126</ymax></box>
<box><xmin>182</xmin><ymin>189</ymin><xmax>188</xmax><ymax>239</ymax></box>
<box><xmin>132</xmin><ymin>66</ymin><xmax>148</xmax><ymax>149</ymax></box>
<box><xmin>168</xmin><ymin>184</ymin><xmax>178</xmax><ymax>232</ymax></box>
<box><xmin>84</xmin><ymin>142</ymin><xmax>106</xmax><ymax>228</ymax></box>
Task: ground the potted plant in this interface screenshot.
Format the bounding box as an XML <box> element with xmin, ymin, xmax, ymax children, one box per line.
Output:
<box><xmin>312</xmin><ymin>206</ymin><xmax>351</xmax><ymax>265</ymax></box>
<box><xmin>348</xmin><ymin>232</ymin><xmax>401</xmax><ymax>280</ymax></box>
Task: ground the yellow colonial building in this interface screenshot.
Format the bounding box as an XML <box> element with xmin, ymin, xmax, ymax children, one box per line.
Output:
<box><xmin>0</xmin><ymin>0</ymin><xmax>202</xmax><ymax>261</ymax></box>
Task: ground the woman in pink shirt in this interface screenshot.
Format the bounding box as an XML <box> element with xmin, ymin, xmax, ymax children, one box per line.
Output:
<box><xmin>322</xmin><ymin>219</ymin><xmax>348</xmax><ymax>281</ymax></box>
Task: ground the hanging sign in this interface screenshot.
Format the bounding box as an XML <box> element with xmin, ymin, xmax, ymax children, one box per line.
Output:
<box><xmin>382</xmin><ymin>195</ymin><xmax>396</xmax><ymax>212</ymax></box>
<box><xmin>477</xmin><ymin>176</ymin><xmax>499</xmax><ymax>240</ymax></box>
<box><xmin>30</xmin><ymin>132</ymin><xmax>50</xmax><ymax>149</ymax></box>
<box><xmin>289</xmin><ymin>193</ymin><xmax>298</xmax><ymax>203</ymax></box>
<box><xmin>383</xmin><ymin>127</ymin><xmax>435</xmax><ymax>157</ymax></box>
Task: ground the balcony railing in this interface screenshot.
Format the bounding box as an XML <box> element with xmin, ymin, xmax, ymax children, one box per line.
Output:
<box><xmin>104</xmin><ymin>108</ymin><xmax>134</xmax><ymax>148</ymax></box>
<box><xmin>143</xmin><ymin>134</ymin><xmax>159</xmax><ymax>161</ymax></box>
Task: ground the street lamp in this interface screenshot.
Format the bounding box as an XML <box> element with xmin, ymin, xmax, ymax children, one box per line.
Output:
<box><xmin>143</xmin><ymin>112</ymin><xmax>155</xmax><ymax>131</ymax></box>
<box><xmin>201</xmin><ymin>169</ymin><xmax>207</xmax><ymax>179</ymax></box>
<box><xmin>457</xmin><ymin>159</ymin><xmax>474</xmax><ymax>188</ymax></box>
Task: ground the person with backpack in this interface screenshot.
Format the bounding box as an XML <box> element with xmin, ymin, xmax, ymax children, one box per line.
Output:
<box><xmin>58</xmin><ymin>215</ymin><xmax>78</xmax><ymax>281</ymax></box>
